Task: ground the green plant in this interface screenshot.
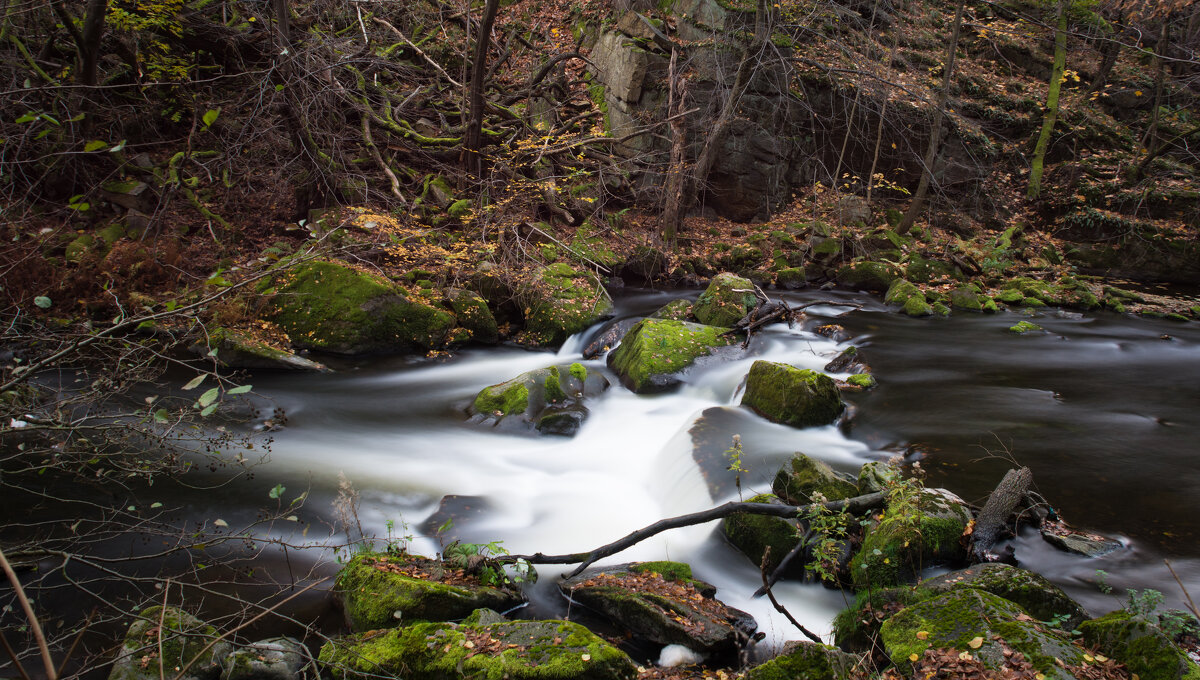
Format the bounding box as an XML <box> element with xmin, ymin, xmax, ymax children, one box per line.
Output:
<box><xmin>801</xmin><ymin>491</ymin><xmax>850</xmax><ymax>584</ymax></box>
<box><xmin>725</xmin><ymin>434</ymin><xmax>747</xmax><ymax>500</ymax></box>
<box><xmin>442</xmin><ymin>540</ymin><xmax>536</xmax><ymax>587</ymax></box>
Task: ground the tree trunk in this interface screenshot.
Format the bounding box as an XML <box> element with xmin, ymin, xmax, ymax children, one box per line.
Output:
<box><xmin>1088</xmin><ymin>18</ymin><xmax>1122</xmax><ymax>95</ymax></box>
<box><xmin>272</xmin><ymin>0</ymin><xmax>290</xmax><ymax>44</ymax></box>
<box><xmin>661</xmin><ymin>47</ymin><xmax>688</xmax><ymax>245</ymax></box>
<box><xmin>1137</xmin><ymin>18</ymin><xmax>1171</xmax><ymax>177</ymax></box>
<box><xmin>970</xmin><ymin>467</ymin><xmax>1032</xmax><ymax>562</ymax></box>
<box><xmin>79</xmin><ymin>0</ymin><xmax>108</xmax><ymax>87</ymax></box>
<box><xmin>1027</xmin><ymin>0</ymin><xmax>1068</xmax><ymax>199</ymax></box>
<box><xmin>464</xmin><ymin>0</ymin><xmax>501</xmax><ymax>177</ymax></box>
<box><xmin>897</xmin><ymin>0</ymin><xmax>965</xmax><ymax>234</ymax></box>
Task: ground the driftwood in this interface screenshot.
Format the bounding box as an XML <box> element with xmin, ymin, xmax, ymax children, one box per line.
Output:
<box><xmin>500</xmin><ymin>493</ymin><xmax>885</xmax><ymax>578</ymax></box>
<box><xmin>970</xmin><ymin>467</ymin><xmax>1032</xmax><ymax>562</ymax></box>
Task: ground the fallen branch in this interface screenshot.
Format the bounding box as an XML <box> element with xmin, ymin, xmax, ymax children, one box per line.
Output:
<box><xmin>969</xmin><ymin>467</ymin><xmax>1031</xmax><ymax>562</ymax></box>
<box><xmin>759</xmin><ymin>548</ymin><xmax>824</xmax><ymax>644</ymax></box>
<box><xmin>373</xmin><ymin>18</ymin><xmax>463</xmax><ymax>90</ymax></box>
<box><xmin>500</xmin><ymin>493</ymin><xmax>885</xmax><ymax>578</ymax></box>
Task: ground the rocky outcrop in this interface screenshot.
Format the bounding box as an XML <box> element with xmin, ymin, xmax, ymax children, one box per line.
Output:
<box><xmin>445</xmin><ymin>287</ymin><xmax>498</xmax><ymax>344</ymax></box>
<box><xmin>919</xmin><ymin>564</ymin><xmax>1088</xmax><ymax>631</ymax></box>
<box><xmin>469</xmin><ymin>363</ymin><xmax>609</xmax><ymax>436</ymax></box>
<box><xmin>740</xmin><ymin>361</ymin><xmax>844</xmax><ymax>428</ymax></box>
<box><xmin>608</xmin><ymin>318</ymin><xmax>738</xmax><ymax>393</ymax></box>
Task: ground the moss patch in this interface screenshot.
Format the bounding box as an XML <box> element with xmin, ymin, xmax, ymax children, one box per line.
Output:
<box><xmin>692</xmin><ymin>273</ymin><xmax>757</xmax><ymax>327</ymax></box>
<box><xmin>772</xmin><ymin>453</ymin><xmax>858</xmax><ymax>504</ymax></box>
<box><xmin>608</xmin><ymin>319</ymin><xmax>736</xmax><ymax>393</ymax></box>
<box><xmin>740</xmin><ymin>361</ymin><xmax>844</xmax><ymax>428</ymax></box>
<box><xmin>742</xmin><ymin>641</ymin><xmax>862</xmax><ymax>680</ymax></box>
<box><xmin>520</xmin><ymin>264</ymin><xmax>614</xmax><ymax>347</ymax></box>
<box><xmin>1079</xmin><ymin>611</ymin><xmax>1200</xmax><ymax>680</ymax></box>
<box><xmin>885</xmin><ymin>279</ymin><xmax>933</xmax><ymax>317</ymax></box>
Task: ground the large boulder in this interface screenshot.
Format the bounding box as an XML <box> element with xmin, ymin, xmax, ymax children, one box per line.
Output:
<box><xmin>722</xmin><ymin>493</ymin><xmax>803</xmax><ymax>575</ymax></box>
<box><xmin>559</xmin><ymin>562</ymin><xmax>755</xmax><ymax>657</ymax></box>
<box><xmin>849</xmin><ymin>487</ymin><xmax>972</xmax><ymax>589</ymax></box>
<box><xmin>879</xmin><ymin>590</ymin><xmax>1089</xmax><ymax>680</ymax></box>
<box><xmin>519</xmin><ymin>264</ymin><xmax>614</xmax><ymax>346</ymax></box>
<box><xmin>445</xmin><ymin>287</ymin><xmax>498</xmax><ymax>344</ymax></box>
<box><xmin>268</xmin><ymin>261</ymin><xmax>456</xmax><ymax>355</ymax></box>
<box><xmin>607</xmin><ymin>319</ymin><xmax>738</xmax><ymax>393</ymax></box>
<box><xmin>740</xmin><ymin>361</ymin><xmax>844</xmax><ymax>428</ymax></box>
<box><xmin>334</xmin><ymin>552</ymin><xmax>524</xmax><ymax>632</ymax></box>
<box><xmin>743</xmin><ymin>641</ymin><xmax>863</xmax><ymax>680</ymax></box>
<box><xmin>223</xmin><ymin>637</ymin><xmax>305</xmax><ymax>680</ymax></box>
<box><xmin>468</xmin><ymin>363</ymin><xmax>609</xmax><ymax>437</ymax></box>
<box><xmin>919</xmin><ymin>564</ymin><xmax>1088</xmax><ymax>631</ymax></box>
<box><xmin>772</xmin><ymin>453</ymin><xmax>859</xmax><ymax>505</ymax></box>
<box><xmin>1079</xmin><ymin>611</ymin><xmax>1200</xmax><ymax>680</ymax></box>
<box><xmin>318</xmin><ymin>617</ymin><xmax>637</xmax><ymax>680</ymax></box>
<box><xmin>108</xmin><ymin>606</ymin><xmax>231</xmax><ymax>680</ymax></box>
<box><xmin>692</xmin><ymin>273</ymin><xmax>758</xmax><ymax>327</ymax></box>
<box><xmin>884</xmin><ymin>279</ymin><xmax>933</xmax><ymax>317</ymax></box>
<box><xmin>835</xmin><ymin>261</ymin><xmax>901</xmax><ymax>293</ymax></box>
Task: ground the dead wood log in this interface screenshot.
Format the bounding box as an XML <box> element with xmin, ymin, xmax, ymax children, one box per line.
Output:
<box><xmin>970</xmin><ymin>467</ymin><xmax>1032</xmax><ymax>562</ymax></box>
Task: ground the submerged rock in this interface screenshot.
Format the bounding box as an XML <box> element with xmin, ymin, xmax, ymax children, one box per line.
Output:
<box><xmin>108</xmin><ymin>606</ymin><xmax>230</xmax><ymax>680</ymax></box>
<box><xmin>740</xmin><ymin>360</ymin><xmax>844</xmax><ymax>428</ymax></box>
<box><xmin>334</xmin><ymin>552</ymin><xmax>524</xmax><ymax>632</ymax></box>
<box><xmin>692</xmin><ymin>273</ymin><xmax>757</xmax><ymax>327</ymax></box>
<box><xmin>319</xmin><ymin>616</ymin><xmax>637</xmax><ymax>680</ymax></box>
<box><xmin>469</xmin><ymin>363</ymin><xmax>609</xmax><ymax>437</ymax></box>
<box><xmin>772</xmin><ymin>453</ymin><xmax>858</xmax><ymax>505</ymax></box>
<box><xmin>608</xmin><ymin>319</ymin><xmax>738</xmax><ymax>393</ymax></box>
<box><xmin>559</xmin><ymin>562</ymin><xmax>755</xmax><ymax>657</ymax></box>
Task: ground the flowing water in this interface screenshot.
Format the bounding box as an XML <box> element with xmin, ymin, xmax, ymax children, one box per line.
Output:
<box><xmin>213</xmin><ymin>287</ymin><xmax>1200</xmax><ymax>651</ymax></box>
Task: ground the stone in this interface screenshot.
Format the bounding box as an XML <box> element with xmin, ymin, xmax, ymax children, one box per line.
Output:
<box><xmin>1040</xmin><ymin>527</ymin><xmax>1123</xmax><ymax>557</ymax></box>
<box><xmin>334</xmin><ymin>552</ymin><xmax>525</xmax><ymax>632</ymax></box>
<box><xmin>919</xmin><ymin>564</ymin><xmax>1088</xmax><ymax>631</ymax></box>
<box><xmin>445</xmin><ymin>288</ymin><xmax>498</xmax><ymax>344</ymax></box>
<box><xmin>884</xmin><ymin>279</ymin><xmax>933</xmax><ymax>317</ymax></box>
<box><xmin>836</xmin><ymin>261</ymin><xmax>900</xmax><ymax>293</ymax></box>
<box><xmin>190</xmin><ymin>328</ymin><xmax>328</xmax><ymax>372</ymax></box>
<box><xmin>319</xmin><ymin>617</ymin><xmax>637</xmax><ymax>680</ymax></box>
<box><xmin>223</xmin><ymin>637</ymin><xmax>305</xmax><ymax>680</ymax></box>
<box><xmin>835</xmin><ymin>196</ymin><xmax>871</xmax><ymax>226</ymax></box>
<box><xmin>560</xmin><ymin>562</ymin><xmax>755</xmax><ymax>657</ymax></box>
<box><xmin>100</xmin><ymin>180</ymin><xmax>157</xmax><ymax>212</ymax></box>
<box><xmin>649</xmin><ymin>299</ymin><xmax>694</xmax><ymax>321</ymax></box>
<box><xmin>775</xmin><ymin>267</ymin><xmax>807</xmax><ymax>289</ymax></box>
<box><xmin>856</xmin><ymin>461</ymin><xmax>900</xmax><ymax>494</ymax></box>
<box><xmin>1080</xmin><ymin>612</ymin><xmax>1200</xmax><ymax>680</ymax></box>
<box><xmin>469</xmin><ymin>364</ymin><xmax>608</xmax><ymax>437</ymax></box>
<box><xmin>108</xmin><ymin>606</ymin><xmax>230</xmax><ymax>680</ymax></box>
<box><xmin>519</xmin><ymin>263</ymin><xmax>614</xmax><ymax>347</ymax></box>
<box><xmin>608</xmin><ymin>319</ymin><xmax>738</xmax><ymax>393</ymax></box>
<box><xmin>692</xmin><ymin>273</ymin><xmax>758</xmax><ymax>328</ymax></box>
<box><xmin>740</xmin><ymin>360</ymin><xmax>844</xmax><ymax>428</ymax></box>
<box><xmin>823</xmin><ymin>346</ymin><xmax>867</xmax><ymax>374</ymax></box>
<box><xmin>849</xmin><ymin>487</ymin><xmax>973</xmax><ymax>588</ymax></box>
<box><xmin>1009</xmin><ymin>320</ymin><xmax>1043</xmax><ymax>334</ymax></box>
<box><xmin>772</xmin><ymin>453</ymin><xmax>858</xmax><ymax>505</ymax></box>
<box><xmin>722</xmin><ymin>493</ymin><xmax>803</xmax><ymax>575</ymax></box>
<box><xmin>743</xmin><ymin>641</ymin><xmax>863</xmax><ymax>680</ymax></box>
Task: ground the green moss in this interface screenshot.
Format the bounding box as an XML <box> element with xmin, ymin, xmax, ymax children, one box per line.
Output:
<box><xmin>835</xmin><ymin>261</ymin><xmax>901</xmax><ymax>293</ymax></box>
<box><xmin>608</xmin><ymin>319</ymin><xmax>735</xmax><ymax>393</ymax></box>
<box><xmin>723</xmin><ymin>494</ymin><xmax>802</xmax><ymax>574</ymax></box>
<box><xmin>772</xmin><ymin>453</ymin><xmax>857</xmax><ymax>504</ymax></box>
<box><xmin>949</xmin><ymin>284</ymin><xmax>985</xmax><ymax>311</ymax></box>
<box><xmin>775</xmin><ymin>267</ymin><xmax>806</xmax><ymax>288</ymax></box>
<box><xmin>447</xmin><ymin>199</ymin><xmax>472</xmax><ymax>219</ymax></box>
<box><xmin>1080</xmin><ymin>611</ymin><xmax>1200</xmax><ymax>680</ymax></box>
<box><xmin>521</xmin><ymin>265</ymin><xmax>614</xmax><ymax>347</ymax></box>
<box><xmin>110</xmin><ymin>606</ymin><xmax>228</xmax><ymax>680</ymax></box>
<box><xmin>885</xmin><ymin>279</ymin><xmax>933</xmax><ymax>317</ymax></box>
<box><xmin>569</xmin><ymin>362</ymin><xmax>587</xmax><ymax>382</ymax></box>
<box><xmin>741</xmin><ymin>361</ymin><xmax>844</xmax><ymax>428</ymax></box>
<box><xmin>849</xmin><ymin>489</ymin><xmax>971</xmax><ymax>589</ymax></box>
<box><xmin>847</xmin><ymin>373</ymin><xmax>877</xmax><ymax>388</ymax></box>
<box><xmin>629</xmin><ymin>561</ymin><xmax>692</xmax><ymax>582</ymax></box>
<box><xmin>474</xmin><ymin>381</ymin><xmax>531</xmax><ymax>416</ymax></box>
<box><xmin>544</xmin><ymin>366</ymin><xmax>567</xmax><ymax>403</ymax></box>
<box><xmin>742</xmin><ymin>642</ymin><xmax>860</xmax><ymax>680</ymax></box>
<box><xmin>905</xmin><ymin>256</ymin><xmax>957</xmax><ymax>284</ymax></box>
<box><xmin>649</xmin><ymin>299</ymin><xmax>693</xmax><ymax>320</ymax></box>
<box><xmin>1009</xmin><ymin>321</ymin><xmax>1042</xmax><ymax>334</ymax></box>
<box><xmin>692</xmin><ymin>273</ymin><xmax>757</xmax><ymax>327</ymax></box>
<box><xmin>833</xmin><ymin>587</ymin><xmax>925</xmax><ymax>653</ymax></box>
<box><xmin>446</xmin><ymin>288</ymin><xmax>498</xmax><ymax>344</ymax></box>
<box><xmin>995</xmin><ymin>289</ymin><xmax>1025</xmax><ymax>304</ymax></box>
<box><xmin>919</xmin><ymin>564</ymin><xmax>1087</xmax><ymax>630</ymax></box>
<box><xmin>65</xmin><ymin>234</ymin><xmax>95</xmax><ymax>261</ymax></box>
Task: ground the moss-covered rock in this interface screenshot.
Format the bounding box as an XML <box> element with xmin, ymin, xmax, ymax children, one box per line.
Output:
<box><xmin>885</xmin><ymin>279</ymin><xmax>933</xmax><ymax>317</ymax></box>
<box><xmin>1000</xmin><ymin>277</ymin><xmax>1100</xmax><ymax>311</ymax></box>
<box><xmin>856</xmin><ymin>461</ymin><xmax>900</xmax><ymax>494</ymax></box>
<box><xmin>846</xmin><ymin>373</ymin><xmax>877</xmax><ymax>389</ymax></box>
<box><xmin>906</xmin><ymin>255</ymin><xmax>958</xmax><ymax>284</ymax></box>
<box><xmin>743</xmin><ymin>641</ymin><xmax>863</xmax><ymax>680</ymax></box>
<box><xmin>919</xmin><ymin>564</ymin><xmax>1088</xmax><ymax>631</ymax></box>
<box><xmin>334</xmin><ymin>552</ymin><xmax>524</xmax><ymax>632</ymax></box>
<box><xmin>223</xmin><ymin>637</ymin><xmax>304</xmax><ymax>680</ymax></box>
<box><xmin>740</xmin><ymin>361</ymin><xmax>844</xmax><ymax>428</ymax></box>
<box><xmin>650</xmin><ymin>299</ymin><xmax>694</xmax><ymax>320</ymax></box>
<box><xmin>469</xmin><ymin>364</ymin><xmax>610</xmax><ymax>436</ymax></box>
<box><xmin>775</xmin><ymin>266</ymin><xmax>807</xmax><ymax>289</ymax></box>
<box><xmin>835</xmin><ymin>261</ymin><xmax>902</xmax><ymax>293</ymax></box>
<box><xmin>949</xmin><ymin>284</ymin><xmax>994</xmax><ymax>313</ymax></box>
<box><xmin>693</xmin><ymin>273</ymin><xmax>757</xmax><ymax>327</ymax></box>
<box><xmin>1079</xmin><ymin>611</ymin><xmax>1200</xmax><ymax>680</ymax></box>
<box><xmin>722</xmin><ymin>493</ymin><xmax>803</xmax><ymax>575</ymax></box>
<box><xmin>608</xmin><ymin>319</ymin><xmax>737</xmax><ymax>393</ymax></box>
<box><xmin>108</xmin><ymin>606</ymin><xmax>230</xmax><ymax>680</ymax></box>
<box><xmin>318</xmin><ymin>618</ymin><xmax>637</xmax><ymax>680</ymax></box>
<box><xmin>191</xmin><ymin>327</ymin><xmax>328</xmax><ymax>371</ymax></box>
<box><xmin>832</xmin><ymin>587</ymin><xmax>926</xmax><ymax>654</ymax></box>
<box><xmin>559</xmin><ymin>562</ymin><xmax>755</xmax><ymax>656</ymax></box>
<box><xmin>879</xmin><ymin>590</ymin><xmax>1088</xmax><ymax>680</ymax></box>
<box><xmin>446</xmin><ymin>287</ymin><xmax>498</xmax><ymax>344</ymax></box>
<box><xmin>849</xmin><ymin>488</ymin><xmax>972</xmax><ymax>589</ymax></box>
<box><xmin>1009</xmin><ymin>320</ymin><xmax>1043</xmax><ymax>334</ymax></box>
<box><xmin>520</xmin><ymin>264</ymin><xmax>614</xmax><ymax>347</ymax></box>
<box><xmin>268</xmin><ymin>261</ymin><xmax>456</xmax><ymax>355</ymax></box>
<box><xmin>772</xmin><ymin>453</ymin><xmax>858</xmax><ymax>505</ymax></box>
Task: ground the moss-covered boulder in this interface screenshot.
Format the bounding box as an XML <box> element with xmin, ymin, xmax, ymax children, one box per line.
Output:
<box><xmin>469</xmin><ymin>363</ymin><xmax>608</xmax><ymax>436</ymax></box>
<box><xmin>1009</xmin><ymin>320</ymin><xmax>1043</xmax><ymax>334</ymax></box>
<box><xmin>608</xmin><ymin>319</ymin><xmax>738</xmax><ymax>393</ymax></box>
<box><xmin>849</xmin><ymin>488</ymin><xmax>972</xmax><ymax>589</ymax></box>
<box><xmin>1000</xmin><ymin>277</ymin><xmax>1100</xmax><ymax>311</ymax></box>
<box><xmin>1079</xmin><ymin>611</ymin><xmax>1200</xmax><ymax>680</ymax></box>
<box><xmin>741</xmin><ymin>361</ymin><xmax>844</xmax><ymax>428</ymax></box>
<box><xmin>743</xmin><ymin>641</ymin><xmax>863</xmax><ymax>680</ymax></box>
<box><xmin>445</xmin><ymin>287</ymin><xmax>498</xmax><ymax>344</ymax></box>
<box><xmin>776</xmin><ymin>266</ymin><xmax>807</xmax><ymax>289</ymax></box>
<box><xmin>856</xmin><ymin>461</ymin><xmax>900</xmax><ymax>494</ymax></box>
<box><xmin>835</xmin><ymin>261</ymin><xmax>902</xmax><ymax>293</ymax></box>
<box><xmin>223</xmin><ymin>637</ymin><xmax>305</xmax><ymax>680</ymax></box>
<box><xmin>832</xmin><ymin>588</ymin><xmax>926</xmax><ymax>654</ymax></box>
<box><xmin>559</xmin><ymin>562</ymin><xmax>755</xmax><ymax>656</ymax></box>
<box><xmin>318</xmin><ymin>617</ymin><xmax>637</xmax><ymax>680</ymax></box>
<box><xmin>879</xmin><ymin>590</ymin><xmax>1088</xmax><ymax>680</ymax></box>
<box><xmin>722</xmin><ymin>493</ymin><xmax>803</xmax><ymax>575</ymax></box>
<box><xmin>772</xmin><ymin>453</ymin><xmax>858</xmax><ymax>505</ymax></box>
<box><xmin>650</xmin><ymin>299</ymin><xmax>694</xmax><ymax>320</ymax></box>
<box><xmin>191</xmin><ymin>328</ymin><xmax>328</xmax><ymax>371</ymax></box>
<box><xmin>949</xmin><ymin>284</ymin><xmax>998</xmax><ymax>313</ymax></box>
<box><xmin>108</xmin><ymin>606</ymin><xmax>230</xmax><ymax>680</ymax></box>
<box><xmin>519</xmin><ymin>264</ymin><xmax>614</xmax><ymax>346</ymax></box>
<box><xmin>335</xmin><ymin>552</ymin><xmax>524</xmax><ymax>632</ymax></box>
<box><xmin>884</xmin><ymin>279</ymin><xmax>933</xmax><ymax>317</ymax></box>
<box><xmin>692</xmin><ymin>273</ymin><xmax>757</xmax><ymax>327</ymax></box>
<box><xmin>920</xmin><ymin>564</ymin><xmax>1088</xmax><ymax>631</ymax></box>
<box><xmin>268</xmin><ymin>261</ymin><xmax>456</xmax><ymax>355</ymax></box>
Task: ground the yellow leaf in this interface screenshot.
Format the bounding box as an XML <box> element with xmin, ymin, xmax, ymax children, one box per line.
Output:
<box><xmin>1096</xmin><ymin>655</ymin><xmax>1109</xmax><ymax>662</ymax></box>
<box><xmin>916</xmin><ymin>631</ymin><xmax>929</xmax><ymax>640</ymax></box>
<box><xmin>959</xmin><ymin>652</ymin><xmax>972</xmax><ymax>661</ymax></box>
<box><xmin>968</xmin><ymin>636</ymin><xmax>983</xmax><ymax>649</ymax></box>
<box><xmin>909</xmin><ymin>654</ymin><xmax>919</xmax><ymax>662</ymax></box>
<box><xmin>1083</xmin><ymin>654</ymin><xmax>1094</xmax><ymax>663</ymax></box>
<box><xmin>1135</xmin><ymin>90</ymin><xmax>1143</xmax><ymax>96</ymax></box>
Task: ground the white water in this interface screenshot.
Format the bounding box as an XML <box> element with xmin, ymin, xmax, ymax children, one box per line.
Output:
<box><xmin>257</xmin><ymin>306</ymin><xmax>880</xmax><ymax>650</ymax></box>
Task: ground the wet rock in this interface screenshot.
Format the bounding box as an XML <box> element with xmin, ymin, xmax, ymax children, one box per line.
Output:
<box><xmin>856</xmin><ymin>461</ymin><xmax>900</xmax><ymax>494</ymax></box>
<box><xmin>519</xmin><ymin>263</ymin><xmax>614</xmax><ymax>347</ymax></box>
<box><xmin>418</xmin><ymin>495</ymin><xmax>491</xmax><ymax>542</ymax></box>
<box><xmin>1009</xmin><ymin>320</ymin><xmax>1044</xmax><ymax>334</ymax></box>
<box><xmin>608</xmin><ymin>319</ymin><xmax>738</xmax><ymax>393</ymax></box>
<box><xmin>835</xmin><ymin>261</ymin><xmax>901</xmax><ymax>293</ymax></box>
<box><xmin>692</xmin><ymin>273</ymin><xmax>758</xmax><ymax>327</ymax></box>
<box><xmin>772</xmin><ymin>453</ymin><xmax>858</xmax><ymax>505</ymax></box>
<box><xmin>849</xmin><ymin>487</ymin><xmax>972</xmax><ymax>588</ymax></box>
<box><xmin>334</xmin><ymin>552</ymin><xmax>524</xmax><ymax>632</ymax></box>
<box><xmin>920</xmin><ymin>564</ymin><xmax>1088</xmax><ymax>630</ymax></box>
<box><xmin>949</xmin><ymin>283</ymin><xmax>998</xmax><ymax>313</ymax></box>
<box><xmin>744</xmin><ymin>641</ymin><xmax>863</xmax><ymax>680</ymax></box>
<box><xmin>319</xmin><ymin>617</ymin><xmax>637</xmax><ymax>680</ymax></box>
<box><xmin>740</xmin><ymin>360</ymin><xmax>844</xmax><ymax>428</ymax></box>
<box><xmin>108</xmin><ymin>606</ymin><xmax>230</xmax><ymax>680</ymax></box>
<box><xmin>223</xmin><ymin>637</ymin><xmax>305</xmax><ymax>680</ymax></box>
<box><xmin>814</xmin><ymin>324</ymin><xmax>852</xmax><ymax>343</ymax></box>
<box><xmin>468</xmin><ymin>363</ymin><xmax>608</xmax><ymax>437</ymax></box>
<box><xmin>583</xmin><ymin>318</ymin><xmax>639</xmax><ymax>359</ymax></box>
<box><xmin>823</xmin><ymin>346</ymin><xmax>868</xmax><ymax>374</ymax></box>
<box><xmin>190</xmin><ymin>328</ymin><xmax>327</xmax><ymax>372</ymax></box>
<box><xmin>722</xmin><ymin>493</ymin><xmax>803</xmax><ymax>575</ymax></box>
<box><xmin>884</xmin><ymin>279</ymin><xmax>933</xmax><ymax>317</ymax></box>
<box><xmin>650</xmin><ymin>299</ymin><xmax>694</xmax><ymax>321</ymax></box>
<box><xmin>1080</xmin><ymin>612</ymin><xmax>1200</xmax><ymax>680</ymax></box>
<box><xmin>879</xmin><ymin>590</ymin><xmax>1088</xmax><ymax>680</ymax></box>
<box><xmin>560</xmin><ymin>562</ymin><xmax>755</xmax><ymax>657</ymax></box>
<box><xmin>1040</xmin><ymin>524</ymin><xmax>1123</xmax><ymax>557</ymax></box>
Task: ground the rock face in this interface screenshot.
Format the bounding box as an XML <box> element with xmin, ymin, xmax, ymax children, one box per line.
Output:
<box><xmin>318</xmin><ymin>617</ymin><xmax>637</xmax><ymax>680</ymax></box>
<box><xmin>469</xmin><ymin>363</ymin><xmax>609</xmax><ymax>436</ymax></box>
<box><xmin>519</xmin><ymin>264</ymin><xmax>614</xmax><ymax>346</ymax></box>
<box><xmin>269</xmin><ymin>261</ymin><xmax>456</xmax><ymax>355</ymax></box>
<box><xmin>608</xmin><ymin>319</ymin><xmax>737</xmax><ymax>393</ymax></box>
<box><xmin>1080</xmin><ymin>611</ymin><xmax>1200</xmax><ymax>680</ymax></box>
<box><xmin>692</xmin><ymin>273</ymin><xmax>758</xmax><ymax>327</ymax></box>
<box><xmin>772</xmin><ymin>453</ymin><xmax>859</xmax><ymax>505</ymax></box>
<box><xmin>223</xmin><ymin>637</ymin><xmax>305</xmax><ymax>680</ymax></box>
<box><xmin>919</xmin><ymin>564</ymin><xmax>1088</xmax><ymax>631</ymax></box>
<box><xmin>743</xmin><ymin>641</ymin><xmax>863</xmax><ymax>680</ymax></box>
<box><xmin>108</xmin><ymin>606</ymin><xmax>230</xmax><ymax>680</ymax></box>
<box><xmin>335</xmin><ymin>553</ymin><xmax>524</xmax><ymax>632</ymax></box>
<box><xmin>722</xmin><ymin>494</ymin><xmax>802</xmax><ymax>575</ymax></box>
<box><xmin>559</xmin><ymin>562</ymin><xmax>755</xmax><ymax>657</ymax></box>
<box><xmin>740</xmin><ymin>361</ymin><xmax>844</xmax><ymax>428</ymax></box>
<box><xmin>849</xmin><ymin>487</ymin><xmax>972</xmax><ymax>588</ymax></box>
<box><xmin>879</xmin><ymin>590</ymin><xmax>1088</xmax><ymax>680</ymax></box>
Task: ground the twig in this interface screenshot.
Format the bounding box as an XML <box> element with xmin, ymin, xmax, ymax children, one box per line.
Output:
<box><xmin>759</xmin><ymin>548</ymin><xmax>823</xmax><ymax>644</ymax></box>
<box><xmin>1164</xmin><ymin>559</ymin><xmax>1199</xmax><ymax>620</ymax></box>
<box><xmin>0</xmin><ymin>630</ymin><xmax>33</xmax><ymax>680</ymax></box>
<box><xmin>373</xmin><ymin>18</ymin><xmax>463</xmax><ymax>89</ymax></box>
<box><xmin>0</xmin><ymin>546</ymin><xmax>56</xmax><ymax>680</ymax></box>
<box><xmin>158</xmin><ymin>582</ymin><xmax>168</xmax><ymax>680</ymax></box>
